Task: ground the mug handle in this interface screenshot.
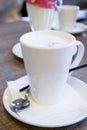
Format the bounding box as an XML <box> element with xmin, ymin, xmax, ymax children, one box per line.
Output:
<box><xmin>70</xmin><ymin>40</ymin><xmax>84</xmax><ymax>70</ymax></box>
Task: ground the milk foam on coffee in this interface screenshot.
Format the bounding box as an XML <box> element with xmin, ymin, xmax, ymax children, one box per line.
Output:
<box><xmin>22</xmin><ymin>32</ymin><xmax>70</xmax><ymax>48</ymax></box>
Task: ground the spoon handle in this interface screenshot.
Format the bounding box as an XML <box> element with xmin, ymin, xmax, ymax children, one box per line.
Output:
<box><xmin>18</xmin><ymin>64</ymin><xmax>87</xmax><ymax>92</ymax></box>
<box><xmin>69</xmin><ymin>64</ymin><xmax>87</xmax><ymax>72</ymax></box>
<box><xmin>19</xmin><ymin>85</ymin><xmax>30</xmax><ymax>92</ymax></box>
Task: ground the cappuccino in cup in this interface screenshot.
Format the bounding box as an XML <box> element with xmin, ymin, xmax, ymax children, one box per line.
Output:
<box><xmin>22</xmin><ymin>31</ymin><xmax>69</xmax><ymax>48</ymax></box>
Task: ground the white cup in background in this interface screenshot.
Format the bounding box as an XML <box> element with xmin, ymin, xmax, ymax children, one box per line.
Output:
<box><xmin>20</xmin><ymin>30</ymin><xmax>84</xmax><ymax>105</ymax></box>
<box><xmin>26</xmin><ymin>2</ymin><xmax>55</xmax><ymax>31</ymax></box>
<box><xmin>58</xmin><ymin>5</ymin><xmax>80</xmax><ymax>31</ymax></box>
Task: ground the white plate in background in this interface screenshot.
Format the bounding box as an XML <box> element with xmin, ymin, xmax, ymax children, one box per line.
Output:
<box><xmin>66</xmin><ymin>22</ymin><xmax>87</xmax><ymax>34</ymax></box>
<box><xmin>12</xmin><ymin>43</ymin><xmax>23</xmax><ymax>59</ymax></box>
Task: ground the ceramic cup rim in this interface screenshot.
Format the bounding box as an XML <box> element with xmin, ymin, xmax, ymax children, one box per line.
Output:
<box><xmin>20</xmin><ymin>30</ymin><xmax>76</xmax><ymax>50</ymax></box>
<box><xmin>58</xmin><ymin>5</ymin><xmax>80</xmax><ymax>10</ymax></box>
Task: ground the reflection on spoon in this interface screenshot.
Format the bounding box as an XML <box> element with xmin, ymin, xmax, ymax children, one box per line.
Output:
<box><xmin>10</xmin><ymin>98</ymin><xmax>30</xmax><ymax>111</ymax></box>
<box><xmin>10</xmin><ymin>89</ymin><xmax>30</xmax><ymax>115</ymax></box>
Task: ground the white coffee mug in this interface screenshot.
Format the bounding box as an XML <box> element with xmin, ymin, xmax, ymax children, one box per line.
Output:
<box><xmin>26</xmin><ymin>3</ymin><xmax>55</xmax><ymax>31</ymax></box>
<box><xmin>20</xmin><ymin>30</ymin><xmax>84</xmax><ymax>105</ymax></box>
<box><xmin>58</xmin><ymin>5</ymin><xmax>80</xmax><ymax>31</ymax></box>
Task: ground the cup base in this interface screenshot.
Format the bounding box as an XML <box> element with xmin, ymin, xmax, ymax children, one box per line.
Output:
<box><xmin>30</xmin><ymin>83</ymin><xmax>69</xmax><ymax>106</ymax></box>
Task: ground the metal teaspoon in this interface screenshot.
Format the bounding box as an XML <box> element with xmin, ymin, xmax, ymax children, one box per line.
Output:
<box><xmin>10</xmin><ymin>88</ymin><xmax>30</xmax><ymax>113</ymax></box>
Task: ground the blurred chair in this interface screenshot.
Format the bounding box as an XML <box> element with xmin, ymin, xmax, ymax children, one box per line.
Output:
<box><xmin>0</xmin><ymin>0</ymin><xmax>24</xmax><ymax>23</ymax></box>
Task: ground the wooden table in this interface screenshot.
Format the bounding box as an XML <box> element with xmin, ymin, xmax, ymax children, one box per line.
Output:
<box><xmin>0</xmin><ymin>20</ymin><xmax>87</xmax><ymax>130</ymax></box>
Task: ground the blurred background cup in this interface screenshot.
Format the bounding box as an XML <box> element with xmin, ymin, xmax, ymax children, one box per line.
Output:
<box><xmin>58</xmin><ymin>5</ymin><xmax>80</xmax><ymax>31</ymax></box>
<box><xmin>25</xmin><ymin>0</ymin><xmax>56</xmax><ymax>31</ymax></box>
<box><xmin>20</xmin><ymin>30</ymin><xmax>84</xmax><ymax>105</ymax></box>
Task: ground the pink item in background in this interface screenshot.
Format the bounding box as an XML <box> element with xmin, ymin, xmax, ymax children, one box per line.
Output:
<box><xmin>25</xmin><ymin>0</ymin><xmax>56</xmax><ymax>8</ymax></box>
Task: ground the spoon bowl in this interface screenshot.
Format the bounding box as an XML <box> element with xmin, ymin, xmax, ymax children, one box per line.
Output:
<box><xmin>10</xmin><ymin>88</ymin><xmax>30</xmax><ymax>112</ymax></box>
<box><xmin>10</xmin><ymin>98</ymin><xmax>30</xmax><ymax>112</ymax></box>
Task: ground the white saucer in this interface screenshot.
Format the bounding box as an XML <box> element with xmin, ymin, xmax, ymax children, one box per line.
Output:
<box><xmin>52</xmin><ymin>22</ymin><xmax>87</xmax><ymax>34</ymax></box>
<box><xmin>65</xmin><ymin>22</ymin><xmax>87</xmax><ymax>34</ymax></box>
<box><xmin>12</xmin><ymin>43</ymin><xmax>23</xmax><ymax>59</ymax></box>
<box><xmin>3</xmin><ymin>76</ymin><xmax>87</xmax><ymax>128</ymax></box>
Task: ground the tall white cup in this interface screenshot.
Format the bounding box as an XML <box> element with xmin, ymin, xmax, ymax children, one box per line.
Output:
<box><xmin>26</xmin><ymin>3</ymin><xmax>55</xmax><ymax>31</ymax></box>
<box><xmin>58</xmin><ymin>5</ymin><xmax>80</xmax><ymax>31</ymax></box>
<box><xmin>20</xmin><ymin>30</ymin><xmax>84</xmax><ymax>105</ymax></box>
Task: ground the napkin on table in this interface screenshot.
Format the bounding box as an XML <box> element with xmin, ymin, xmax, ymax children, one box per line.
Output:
<box><xmin>7</xmin><ymin>76</ymin><xmax>29</xmax><ymax>101</ymax></box>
